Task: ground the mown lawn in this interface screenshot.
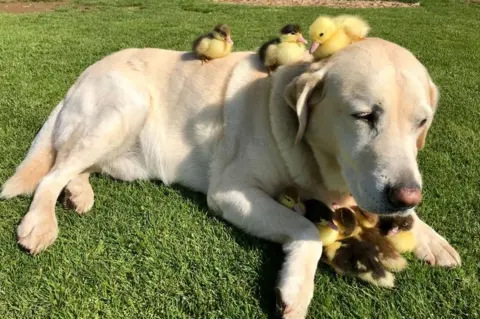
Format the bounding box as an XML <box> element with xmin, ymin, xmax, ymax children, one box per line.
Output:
<box><xmin>0</xmin><ymin>0</ymin><xmax>479</xmax><ymax>318</ymax></box>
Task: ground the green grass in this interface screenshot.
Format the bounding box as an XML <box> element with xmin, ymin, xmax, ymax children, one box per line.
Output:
<box><xmin>0</xmin><ymin>0</ymin><xmax>479</xmax><ymax>318</ymax></box>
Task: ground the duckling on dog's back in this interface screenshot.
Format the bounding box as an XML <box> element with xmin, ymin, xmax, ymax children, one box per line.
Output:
<box><xmin>258</xmin><ymin>24</ymin><xmax>308</xmax><ymax>74</ymax></box>
<box><xmin>192</xmin><ymin>24</ymin><xmax>234</xmax><ymax>64</ymax></box>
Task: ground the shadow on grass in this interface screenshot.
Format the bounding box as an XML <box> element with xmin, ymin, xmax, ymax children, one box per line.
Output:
<box><xmin>167</xmin><ymin>183</ymin><xmax>285</xmax><ymax>318</ymax></box>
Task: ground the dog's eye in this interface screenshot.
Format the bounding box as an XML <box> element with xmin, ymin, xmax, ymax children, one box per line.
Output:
<box><xmin>319</xmin><ymin>33</ymin><xmax>324</xmax><ymax>37</ymax></box>
<box><xmin>352</xmin><ymin>112</ymin><xmax>376</xmax><ymax>125</ymax></box>
<box><xmin>419</xmin><ymin>118</ymin><xmax>427</xmax><ymax>127</ymax></box>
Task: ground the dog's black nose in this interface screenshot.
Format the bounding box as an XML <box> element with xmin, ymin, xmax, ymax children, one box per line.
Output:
<box><xmin>386</xmin><ymin>184</ymin><xmax>422</xmax><ymax>210</ymax></box>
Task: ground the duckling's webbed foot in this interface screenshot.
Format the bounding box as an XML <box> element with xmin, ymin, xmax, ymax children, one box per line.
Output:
<box><xmin>201</xmin><ymin>57</ymin><xmax>211</xmax><ymax>65</ymax></box>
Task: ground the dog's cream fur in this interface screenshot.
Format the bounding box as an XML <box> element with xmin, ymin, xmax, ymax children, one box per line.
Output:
<box><xmin>1</xmin><ymin>38</ymin><xmax>460</xmax><ymax>318</ymax></box>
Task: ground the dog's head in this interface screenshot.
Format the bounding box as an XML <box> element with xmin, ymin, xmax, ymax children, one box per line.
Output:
<box><xmin>284</xmin><ymin>38</ymin><xmax>439</xmax><ymax>214</ymax></box>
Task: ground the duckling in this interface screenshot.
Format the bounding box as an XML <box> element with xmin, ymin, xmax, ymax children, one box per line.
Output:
<box><xmin>327</xmin><ymin>236</ymin><xmax>396</xmax><ymax>288</ymax></box>
<box><xmin>277</xmin><ymin>190</ymin><xmax>406</xmax><ymax>277</ymax></box>
<box><xmin>192</xmin><ymin>24</ymin><xmax>233</xmax><ymax>64</ymax></box>
<box><xmin>258</xmin><ymin>24</ymin><xmax>308</xmax><ymax>74</ymax></box>
<box><xmin>303</xmin><ymin>199</ymin><xmax>346</xmax><ymax>245</ymax></box>
<box><xmin>277</xmin><ymin>186</ymin><xmax>305</xmax><ymax>215</ymax></box>
<box><xmin>348</xmin><ymin>206</ymin><xmax>408</xmax><ymax>272</ymax></box>
<box><xmin>378</xmin><ymin>214</ymin><xmax>416</xmax><ymax>253</ymax></box>
<box><xmin>350</xmin><ymin>205</ymin><xmax>379</xmax><ymax>229</ymax></box>
<box><xmin>308</xmin><ymin>15</ymin><xmax>370</xmax><ymax>60</ymax></box>
<box><xmin>305</xmin><ymin>205</ymin><xmax>397</xmax><ymax>288</ymax></box>
<box><xmin>276</xmin><ymin>191</ymin><xmax>343</xmax><ymax>239</ymax></box>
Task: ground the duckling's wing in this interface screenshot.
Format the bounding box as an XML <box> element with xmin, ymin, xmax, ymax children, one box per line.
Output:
<box><xmin>335</xmin><ymin>207</ymin><xmax>357</xmax><ymax>236</ymax></box>
<box><xmin>337</xmin><ymin>15</ymin><xmax>370</xmax><ymax>40</ymax></box>
<box><xmin>258</xmin><ymin>38</ymin><xmax>280</xmax><ymax>65</ymax></box>
<box><xmin>334</xmin><ymin>237</ymin><xmax>395</xmax><ymax>288</ymax></box>
<box><xmin>360</xmin><ymin>228</ymin><xmax>407</xmax><ymax>271</ymax></box>
<box><xmin>192</xmin><ymin>34</ymin><xmax>212</xmax><ymax>55</ymax></box>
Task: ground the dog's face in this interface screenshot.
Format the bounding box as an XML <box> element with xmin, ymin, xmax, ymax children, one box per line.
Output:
<box><xmin>285</xmin><ymin>38</ymin><xmax>439</xmax><ymax>214</ymax></box>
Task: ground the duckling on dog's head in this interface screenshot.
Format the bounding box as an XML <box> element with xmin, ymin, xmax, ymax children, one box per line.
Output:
<box><xmin>309</xmin><ymin>16</ymin><xmax>336</xmax><ymax>45</ymax></box>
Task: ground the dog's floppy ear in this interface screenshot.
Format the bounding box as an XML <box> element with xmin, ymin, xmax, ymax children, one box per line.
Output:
<box><xmin>284</xmin><ymin>63</ymin><xmax>330</xmax><ymax>144</ymax></box>
<box><xmin>417</xmin><ymin>79</ymin><xmax>439</xmax><ymax>150</ymax></box>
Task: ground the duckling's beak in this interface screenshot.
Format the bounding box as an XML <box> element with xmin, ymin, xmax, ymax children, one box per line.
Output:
<box><xmin>297</xmin><ymin>34</ymin><xmax>308</xmax><ymax>44</ymax></box>
<box><xmin>226</xmin><ymin>35</ymin><xmax>233</xmax><ymax>45</ymax></box>
<box><xmin>388</xmin><ymin>226</ymin><xmax>399</xmax><ymax>236</ymax></box>
<box><xmin>309</xmin><ymin>42</ymin><xmax>320</xmax><ymax>54</ymax></box>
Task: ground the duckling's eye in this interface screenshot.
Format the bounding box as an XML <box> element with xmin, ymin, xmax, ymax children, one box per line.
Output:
<box><xmin>290</xmin><ymin>31</ymin><xmax>296</xmax><ymax>35</ymax></box>
<box><xmin>319</xmin><ymin>33</ymin><xmax>324</xmax><ymax>37</ymax></box>
<box><xmin>402</xmin><ymin>222</ymin><xmax>409</xmax><ymax>227</ymax></box>
<box><xmin>220</xmin><ymin>31</ymin><xmax>226</xmax><ymax>36</ymax></box>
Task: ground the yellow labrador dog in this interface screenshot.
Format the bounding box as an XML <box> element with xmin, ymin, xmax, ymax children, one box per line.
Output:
<box><xmin>1</xmin><ymin>38</ymin><xmax>460</xmax><ymax>318</ymax></box>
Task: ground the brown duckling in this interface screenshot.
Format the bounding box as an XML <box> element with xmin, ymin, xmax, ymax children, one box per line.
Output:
<box><xmin>306</xmin><ymin>205</ymin><xmax>406</xmax><ymax>288</ymax></box>
<box><xmin>378</xmin><ymin>214</ymin><xmax>416</xmax><ymax>253</ymax></box>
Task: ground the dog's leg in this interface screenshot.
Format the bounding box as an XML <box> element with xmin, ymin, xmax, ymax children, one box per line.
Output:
<box><xmin>64</xmin><ymin>172</ymin><xmax>94</xmax><ymax>214</ymax></box>
<box><xmin>208</xmin><ymin>185</ymin><xmax>322</xmax><ymax>319</ymax></box>
<box><xmin>412</xmin><ymin>213</ymin><xmax>461</xmax><ymax>267</ymax></box>
<box><xmin>17</xmin><ymin>155</ymin><xmax>94</xmax><ymax>254</ymax></box>
<box><xmin>17</xmin><ymin>90</ymin><xmax>148</xmax><ymax>254</ymax></box>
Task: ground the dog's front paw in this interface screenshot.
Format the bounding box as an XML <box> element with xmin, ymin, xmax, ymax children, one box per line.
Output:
<box><xmin>17</xmin><ymin>210</ymin><xmax>58</xmax><ymax>255</ymax></box>
<box><xmin>274</xmin><ymin>240</ymin><xmax>321</xmax><ymax>319</ymax></box>
<box><xmin>275</xmin><ymin>277</ymin><xmax>313</xmax><ymax>319</ymax></box>
<box><xmin>414</xmin><ymin>219</ymin><xmax>461</xmax><ymax>267</ymax></box>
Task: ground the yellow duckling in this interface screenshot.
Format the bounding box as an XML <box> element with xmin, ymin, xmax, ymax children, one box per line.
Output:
<box><xmin>192</xmin><ymin>24</ymin><xmax>234</xmax><ymax>64</ymax></box>
<box><xmin>348</xmin><ymin>206</ymin><xmax>409</xmax><ymax>272</ymax></box>
<box><xmin>258</xmin><ymin>24</ymin><xmax>308</xmax><ymax>74</ymax></box>
<box><xmin>309</xmin><ymin>205</ymin><xmax>404</xmax><ymax>288</ymax></box>
<box><xmin>277</xmin><ymin>193</ymin><xmax>407</xmax><ymax>288</ymax></box>
<box><xmin>308</xmin><ymin>15</ymin><xmax>370</xmax><ymax>60</ymax></box>
<box><xmin>277</xmin><ymin>186</ymin><xmax>305</xmax><ymax>215</ymax></box>
<box><xmin>378</xmin><ymin>214</ymin><xmax>416</xmax><ymax>253</ymax></box>
<box><xmin>276</xmin><ymin>190</ymin><xmax>351</xmax><ymax>241</ymax></box>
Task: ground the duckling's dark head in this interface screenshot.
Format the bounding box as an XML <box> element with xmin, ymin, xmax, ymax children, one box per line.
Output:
<box><xmin>303</xmin><ymin>199</ymin><xmax>338</xmax><ymax>230</ymax></box>
<box><xmin>214</xmin><ymin>24</ymin><xmax>231</xmax><ymax>36</ymax></box>
<box><xmin>280</xmin><ymin>24</ymin><xmax>301</xmax><ymax>35</ymax></box>
<box><xmin>279</xmin><ymin>24</ymin><xmax>307</xmax><ymax>44</ymax></box>
<box><xmin>378</xmin><ymin>214</ymin><xmax>414</xmax><ymax>236</ymax></box>
<box><xmin>213</xmin><ymin>24</ymin><xmax>233</xmax><ymax>44</ymax></box>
